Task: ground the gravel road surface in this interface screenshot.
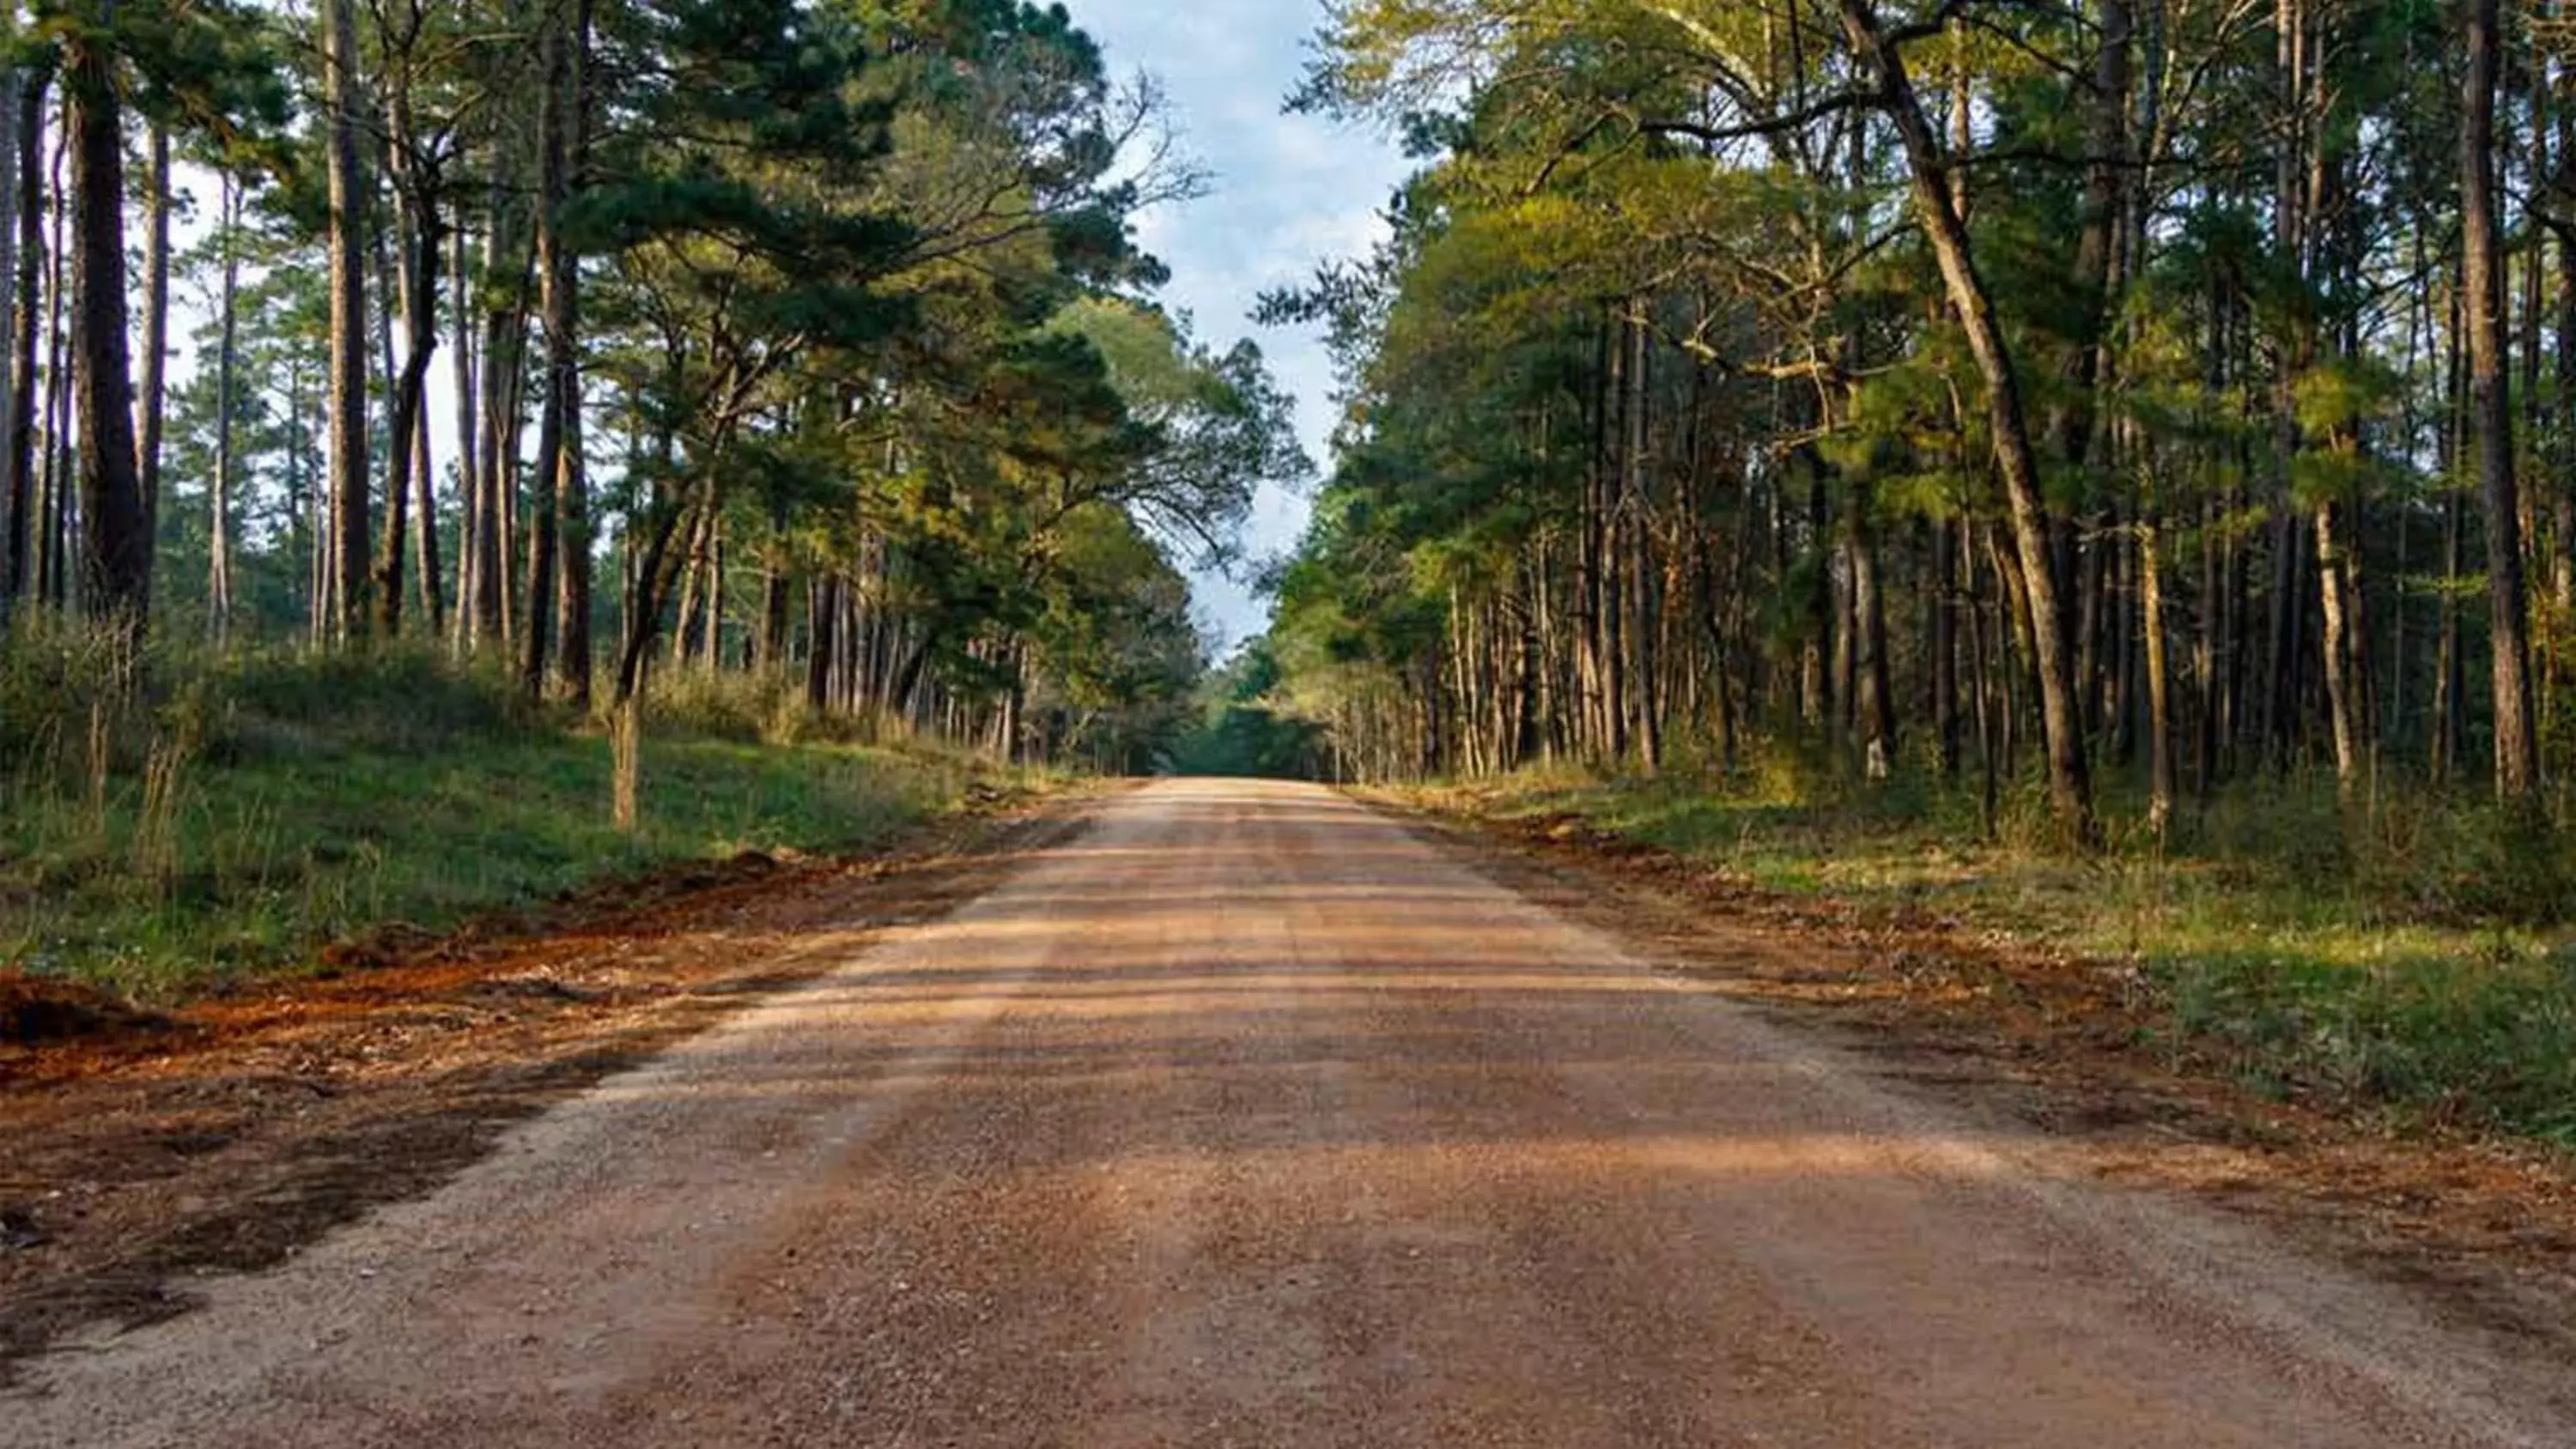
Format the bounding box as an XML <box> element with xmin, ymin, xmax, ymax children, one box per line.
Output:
<box><xmin>7</xmin><ymin>779</ymin><xmax>2567</xmax><ymax>1447</ymax></box>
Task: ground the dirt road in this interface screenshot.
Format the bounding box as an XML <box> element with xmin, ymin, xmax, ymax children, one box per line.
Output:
<box><xmin>8</xmin><ymin>779</ymin><xmax>2570</xmax><ymax>1447</ymax></box>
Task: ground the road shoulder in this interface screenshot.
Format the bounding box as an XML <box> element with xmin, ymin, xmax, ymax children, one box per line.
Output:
<box><xmin>0</xmin><ymin>786</ymin><xmax>1109</xmax><ymax>1380</ymax></box>
<box><xmin>1376</xmin><ymin>790</ymin><xmax>2576</xmax><ymax>1373</ymax></box>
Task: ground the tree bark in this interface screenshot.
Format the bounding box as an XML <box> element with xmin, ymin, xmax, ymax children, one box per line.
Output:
<box><xmin>64</xmin><ymin>22</ymin><xmax>147</xmax><ymax>628</ymax></box>
<box><xmin>2315</xmin><ymin>500</ymin><xmax>2360</xmax><ymax>803</ymax></box>
<box><xmin>37</xmin><ymin>120</ymin><xmax>64</xmax><ymax>614</ymax></box>
<box><xmin>412</xmin><ymin>327</ymin><xmax>441</xmax><ymax>630</ymax></box>
<box><xmin>545</xmin><ymin>0</ymin><xmax>594</xmax><ymax>706</ymax></box>
<box><xmin>0</xmin><ymin>70</ymin><xmax>34</xmax><ymax>612</ymax></box>
<box><xmin>614</xmin><ymin>489</ymin><xmax>698</xmax><ymax>707</ymax></box>
<box><xmin>210</xmin><ymin>174</ymin><xmax>240</xmax><ymax>639</ymax></box>
<box><xmin>2558</xmin><ymin>73</ymin><xmax>2576</xmax><ymax>632</ymax></box>
<box><xmin>1931</xmin><ymin>515</ymin><xmax>1960</xmax><ymax>775</ymax></box>
<box><xmin>374</xmin><ymin>209</ymin><xmax>428</xmax><ymax>637</ymax></box>
<box><xmin>1850</xmin><ymin>502</ymin><xmax>1895</xmax><ymax>779</ymax></box>
<box><xmin>450</xmin><ymin>220</ymin><xmax>482</xmax><ymax>651</ymax></box>
<box><xmin>2142</xmin><ymin>509</ymin><xmax>2175</xmax><ymax>836</ymax></box>
<box><xmin>323</xmin><ymin>0</ymin><xmax>372</xmax><ymax>641</ymax></box>
<box><xmin>522</xmin><ymin>0</ymin><xmax>564</xmax><ymax>696</ymax></box>
<box><xmin>2463</xmin><ymin>0</ymin><xmax>2542</xmax><ymax>798</ymax></box>
<box><xmin>1839</xmin><ymin>0</ymin><xmax>2093</xmax><ymax>840</ymax></box>
<box><xmin>136</xmin><ymin>123</ymin><xmax>168</xmax><ymax>575</ymax></box>
<box><xmin>377</xmin><ymin>76</ymin><xmax>445</xmax><ymax>640</ymax></box>
<box><xmin>2052</xmin><ymin>0</ymin><xmax>2132</xmax><ymax>474</ymax></box>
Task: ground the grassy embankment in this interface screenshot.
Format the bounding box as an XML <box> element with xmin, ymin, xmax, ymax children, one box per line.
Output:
<box><xmin>1407</xmin><ymin>757</ymin><xmax>2576</xmax><ymax>1147</ymax></box>
<box><xmin>2</xmin><ymin>627</ymin><xmax>1042</xmax><ymax>1001</ymax></box>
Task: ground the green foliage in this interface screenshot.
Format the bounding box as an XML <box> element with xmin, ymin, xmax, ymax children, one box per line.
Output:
<box><xmin>1169</xmin><ymin>641</ymin><xmax>1325</xmax><ymax>779</ymax></box>
<box><xmin>645</xmin><ymin>666</ymin><xmax>915</xmax><ymax>748</ymax></box>
<box><xmin>1429</xmin><ymin>766</ymin><xmax>2576</xmax><ymax>1145</ymax></box>
<box><xmin>0</xmin><ymin>630</ymin><xmax>1002</xmax><ymax>998</ymax></box>
<box><xmin>2160</xmin><ymin>944</ymin><xmax>2576</xmax><ymax>1143</ymax></box>
<box><xmin>105</xmin><ymin>0</ymin><xmax>1287</xmax><ymax>771</ymax></box>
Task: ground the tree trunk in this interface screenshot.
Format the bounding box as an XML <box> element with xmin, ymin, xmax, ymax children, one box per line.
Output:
<box><xmin>760</xmin><ymin>500</ymin><xmax>791</xmax><ymax>671</ymax></box>
<box><xmin>210</xmin><ymin>174</ymin><xmax>240</xmax><ymax>639</ymax></box>
<box><xmin>2558</xmin><ymin>88</ymin><xmax>2576</xmax><ymax>632</ymax></box>
<box><xmin>64</xmin><ymin>24</ymin><xmax>146</xmax><ymax>628</ymax></box>
<box><xmin>1839</xmin><ymin>0</ymin><xmax>2093</xmax><ymax>841</ymax></box>
<box><xmin>614</xmin><ymin>488</ymin><xmax>696</xmax><ymax>708</ymax></box>
<box><xmin>135</xmin><ymin>123</ymin><xmax>168</xmax><ymax>577</ymax></box>
<box><xmin>2142</xmin><ymin>510</ymin><xmax>2175</xmax><ymax>836</ymax></box>
<box><xmin>374</xmin><ymin>202</ymin><xmax>430</xmax><ymax>638</ymax></box>
<box><xmin>472</xmin><ymin>177</ymin><xmax>526</xmax><ymax>652</ymax></box>
<box><xmin>1851</xmin><ymin>505</ymin><xmax>1895</xmax><ymax>779</ymax></box>
<box><xmin>2315</xmin><ymin>500</ymin><xmax>2360</xmax><ymax>803</ymax></box>
<box><xmin>2463</xmin><ymin>0</ymin><xmax>2542</xmax><ymax>798</ymax></box>
<box><xmin>375</xmin><ymin>70</ymin><xmax>441</xmax><ymax>640</ymax></box>
<box><xmin>323</xmin><ymin>0</ymin><xmax>371</xmax><ymax>642</ymax></box>
<box><xmin>37</xmin><ymin>121</ymin><xmax>64</xmax><ymax>614</ymax></box>
<box><xmin>804</xmin><ymin>575</ymin><xmax>834</xmax><ymax>711</ymax></box>
<box><xmin>2052</xmin><ymin>0</ymin><xmax>2132</xmax><ymax>474</ymax></box>
<box><xmin>1804</xmin><ymin>468</ymin><xmax>1832</xmax><ymax>735</ymax></box>
<box><xmin>0</xmin><ymin>68</ymin><xmax>14</xmax><ymax>610</ymax></box>
<box><xmin>412</xmin><ymin>328</ymin><xmax>440</xmax><ymax>630</ymax></box>
<box><xmin>2435</xmin><ymin>486</ymin><xmax>2466</xmax><ymax>782</ymax></box>
<box><xmin>0</xmin><ymin>70</ymin><xmax>35</xmax><ymax>611</ymax></box>
<box><xmin>1931</xmin><ymin>516</ymin><xmax>1960</xmax><ymax>775</ymax></box>
<box><xmin>544</xmin><ymin>0</ymin><xmax>594</xmax><ymax>706</ymax></box>
<box><xmin>521</xmin><ymin>384</ymin><xmax>558</xmax><ymax>695</ymax></box>
<box><xmin>448</xmin><ymin>221</ymin><xmax>479</xmax><ymax>651</ymax></box>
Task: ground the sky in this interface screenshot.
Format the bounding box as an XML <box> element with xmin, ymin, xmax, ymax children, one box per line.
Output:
<box><xmin>1067</xmin><ymin>1</ymin><xmax>1411</xmax><ymax>647</ymax></box>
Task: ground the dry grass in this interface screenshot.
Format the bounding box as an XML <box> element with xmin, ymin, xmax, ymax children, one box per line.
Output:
<box><xmin>0</xmin><ymin>626</ymin><xmax>1040</xmax><ymax>999</ymax></box>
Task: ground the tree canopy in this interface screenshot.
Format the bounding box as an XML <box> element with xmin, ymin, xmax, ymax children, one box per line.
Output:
<box><xmin>1236</xmin><ymin>0</ymin><xmax>2575</xmax><ymax>840</ymax></box>
<box><xmin>0</xmin><ymin>0</ymin><xmax>1306</xmax><ymax>772</ymax></box>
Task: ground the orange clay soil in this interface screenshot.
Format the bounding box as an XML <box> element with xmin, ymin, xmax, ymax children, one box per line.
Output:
<box><xmin>10</xmin><ymin>779</ymin><xmax>2571</xmax><ymax>1448</ymax></box>
<box><xmin>3</xmin><ymin>777</ymin><xmax>2573</xmax><ymax>1439</ymax></box>
<box><xmin>1400</xmin><ymin>800</ymin><xmax>2576</xmax><ymax>1356</ymax></box>
<box><xmin>0</xmin><ymin>791</ymin><xmax>1099</xmax><ymax>1375</ymax></box>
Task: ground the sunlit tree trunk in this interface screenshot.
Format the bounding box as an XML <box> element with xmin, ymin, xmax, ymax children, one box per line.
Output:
<box><xmin>545</xmin><ymin>0</ymin><xmax>594</xmax><ymax>706</ymax></box>
<box><xmin>323</xmin><ymin>0</ymin><xmax>372</xmax><ymax>641</ymax></box>
<box><xmin>2142</xmin><ymin>505</ymin><xmax>2175</xmax><ymax>836</ymax></box>
<box><xmin>37</xmin><ymin>120</ymin><xmax>64</xmax><ymax>614</ymax></box>
<box><xmin>521</xmin><ymin>3</ymin><xmax>566</xmax><ymax>696</ymax></box>
<box><xmin>0</xmin><ymin>68</ymin><xmax>32</xmax><ymax>614</ymax></box>
<box><xmin>378</xmin><ymin>156</ymin><xmax>443</xmax><ymax>639</ymax></box>
<box><xmin>450</xmin><ymin>221</ymin><xmax>480</xmax><ymax>652</ymax></box>
<box><xmin>210</xmin><ymin>174</ymin><xmax>240</xmax><ymax>640</ymax></box>
<box><xmin>2315</xmin><ymin>500</ymin><xmax>2360</xmax><ymax>802</ymax></box>
<box><xmin>135</xmin><ymin>123</ymin><xmax>168</xmax><ymax>583</ymax></box>
<box><xmin>1838</xmin><ymin>0</ymin><xmax>2093</xmax><ymax>841</ymax></box>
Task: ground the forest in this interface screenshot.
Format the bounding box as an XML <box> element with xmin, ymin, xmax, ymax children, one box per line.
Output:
<box><xmin>0</xmin><ymin>0</ymin><xmax>1302</xmax><ymax>746</ymax></box>
<box><xmin>0</xmin><ymin>0</ymin><xmax>1306</xmax><ymax>990</ymax></box>
<box><xmin>1207</xmin><ymin>0</ymin><xmax>2576</xmax><ymax>1137</ymax></box>
<box><xmin>1250</xmin><ymin>0</ymin><xmax>2568</xmax><ymax>836</ymax></box>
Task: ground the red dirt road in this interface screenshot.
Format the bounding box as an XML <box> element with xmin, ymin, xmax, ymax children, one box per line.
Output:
<box><xmin>5</xmin><ymin>779</ymin><xmax>2569</xmax><ymax>1446</ymax></box>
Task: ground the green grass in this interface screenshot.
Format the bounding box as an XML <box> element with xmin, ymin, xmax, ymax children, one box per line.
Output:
<box><xmin>1415</xmin><ymin>758</ymin><xmax>2576</xmax><ymax>1148</ymax></box>
<box><xmin>0</xmin><ymin>628</ymin><xmax>1026</xmax><ymax>1000</ymax></box>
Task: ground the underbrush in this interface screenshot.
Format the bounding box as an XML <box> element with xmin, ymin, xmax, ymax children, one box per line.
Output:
<box><xmin>1414</xmin><ymin>749</ymin><xmax>2576</xmax><ymax>1147</ymax></box>
<box><xmin>0</xmin><ymin>624</ymin><xmax>1018</xmax><ymax>1000</ymax></box>
<box><xmin>644</xmin><ymin>665</ymin><xmax>920</xmax><ymax>749</ymax></box>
